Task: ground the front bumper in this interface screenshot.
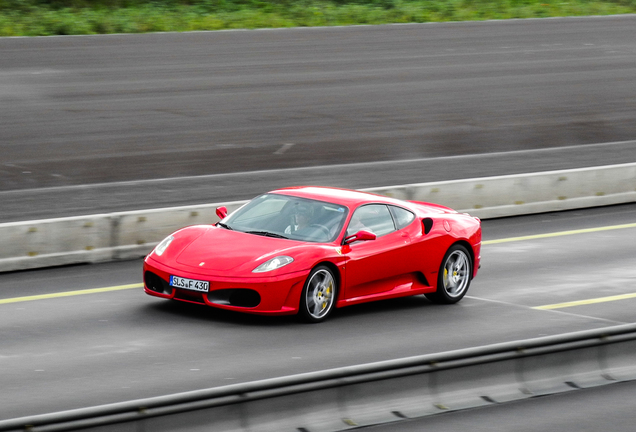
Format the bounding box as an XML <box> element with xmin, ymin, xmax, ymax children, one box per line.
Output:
<box><xmin>143</xmin><ymin>256</ymin><xmax>308</xmax><ymax>316</ymax></box>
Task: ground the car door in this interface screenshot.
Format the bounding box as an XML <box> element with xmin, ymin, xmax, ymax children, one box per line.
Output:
<box><xmin>343</xmin><ymin>204</ymin><xmax>411</xmax><ymax>300</ymax></box>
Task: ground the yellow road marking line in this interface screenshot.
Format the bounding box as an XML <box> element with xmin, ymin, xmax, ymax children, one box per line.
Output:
<box><xmin>484</xmin><ymin>222</ymin><xmax>636</xmax><ymax>310</ymax></box>
<box><xmin>482</xmin><ymin>222</ymin><xmax>636</xmax><ymax>245</ymax></box>
<box><xmin>0</xmin><ymin>283</ymin><xmax>143</xmax><ymax>305</ymax></box>
<box><xmin>534</xmin><ymin>292</ymin><xmax>636</xmax><ymax>310</ymax></box>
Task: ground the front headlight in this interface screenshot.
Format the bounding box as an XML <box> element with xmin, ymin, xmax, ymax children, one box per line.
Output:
<box><xmin>252</xmin><ymin>256</ymin><xmax>294</xmax><ymax>273</ymax></box>
<box><xmin>154</xmin><ymin>235</ymin><xmax>174</xmax><ymax>256</ymax></box>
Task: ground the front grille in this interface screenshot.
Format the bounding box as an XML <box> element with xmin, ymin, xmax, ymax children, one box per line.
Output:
<box><xmin>208</xmin><ymin>289</ymin><xmax>261</xmax><ymax>308</ymax></box>
<box><xmin>174</xmin><ymin>290</ymin><xmax>206</xmax><ymax>304</ymax></box>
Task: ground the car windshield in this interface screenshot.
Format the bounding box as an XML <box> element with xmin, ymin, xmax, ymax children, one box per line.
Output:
<box><xmin>223</xmin><ymin>194</ymin><xmax>349</xmax><ymax>243</ymax></box>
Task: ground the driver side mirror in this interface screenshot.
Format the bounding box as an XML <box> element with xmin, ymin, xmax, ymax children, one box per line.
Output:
<box><xmin>344</xmin><ymin>230</ymin><xmax>376</xmax><ymax>245</ymax></box>
<box><xmin>216</xmin><ymin>206</ymin><xmax>228</xmax><ymax>219</ymax></box>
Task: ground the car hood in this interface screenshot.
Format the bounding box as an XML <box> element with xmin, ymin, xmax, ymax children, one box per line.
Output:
<box><xmin>173</xmin><ymin>226</ymin><xmax>309</xmax><ymax>273</ymax></box>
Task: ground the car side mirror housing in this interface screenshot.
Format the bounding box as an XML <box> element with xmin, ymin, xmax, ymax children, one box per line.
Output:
<box><xmin>344</xmin><ymin>230</ymin><xmax>376</xmax><ymax>245</ymax></box>
<box><xmin>216</xmin><ymin>206</ymin><xmax>228</xmax><ymax>219</ymax></box>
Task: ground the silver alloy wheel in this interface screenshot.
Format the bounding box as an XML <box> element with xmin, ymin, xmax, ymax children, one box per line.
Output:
<box><xmin>442</xmin><ymin>249</ymin><xmax>470</xmax><ymax>298</ymax></box>
<box><xmin>305</xmin><ymin>269</ymin><xmax>335</xmax><ymax>319</ymax></box>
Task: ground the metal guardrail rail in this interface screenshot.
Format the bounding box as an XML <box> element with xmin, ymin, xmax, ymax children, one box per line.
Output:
<box><xmin>2</xmin><ymin>323</ymin><xmax>636</xmax><ymax>432</ymax></box>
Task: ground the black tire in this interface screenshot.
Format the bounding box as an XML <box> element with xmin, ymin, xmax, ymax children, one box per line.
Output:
<box><xmin>299</xmin><ymin>265</ymin><xmax>337</xmax><ymax>323</ymax></box>
<box><xmin>425</xmin><ymin>244</ymin><xmax>472</xmax><ymax>304</ymax></box>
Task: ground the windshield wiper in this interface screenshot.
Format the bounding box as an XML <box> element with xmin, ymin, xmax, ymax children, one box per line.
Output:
<box><xmin>216</xmin><ymin>222</ymin><xmax>233</xmax><ymax>230</ymax></box>
<box><xmin>245</xmin><ymin>231</ymin><xmax>288</xmax><ymax>239</ymax></box>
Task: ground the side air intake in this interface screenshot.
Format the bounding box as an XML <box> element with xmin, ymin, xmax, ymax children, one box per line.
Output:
<box><xmin>422</xmin><ymin>218</ymin><xmax>434</xmax><ymax>234</ymax></box>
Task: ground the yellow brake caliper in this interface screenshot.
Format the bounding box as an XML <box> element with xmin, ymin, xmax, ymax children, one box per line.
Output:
<box><xmin>323</xmin><ymin>282</ymin><xmax>332</xmax><ymax>309</ymax></box>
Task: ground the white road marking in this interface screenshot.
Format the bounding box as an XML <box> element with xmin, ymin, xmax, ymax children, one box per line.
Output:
<box><xmin>274</xmin><ymin>143</ymin><xmax>295</xmax><ymax>155</ymax></box>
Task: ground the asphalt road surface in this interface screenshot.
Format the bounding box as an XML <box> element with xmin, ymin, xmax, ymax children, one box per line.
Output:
<box><xmin>2</xmin><ymin>14</ymin><xmax>636</xmax><ymax>430</ymax></box>
<box><xmin>1</xmin><ymin>203</ymin><xmax>635</xmax><ymax>421</ymax></box>
<box><xmin>1</xmin><ymin>15</ymin><xmax>636</xmax><ymax>221</ymax></box>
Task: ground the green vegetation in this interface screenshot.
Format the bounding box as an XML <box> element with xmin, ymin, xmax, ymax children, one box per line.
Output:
<box><xmin>0</xmin><ymin>0</ymin><xmax>635</xmax><ymax>36</ymax></box>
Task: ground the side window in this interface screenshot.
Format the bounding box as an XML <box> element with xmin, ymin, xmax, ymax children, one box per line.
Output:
<box><xmin>389</xmin><ymin>206</ymin><xmax>415</xmax><ymax>230</ymax></box>
<box><xmin>346</xmin><ymin>204</ymin><xmax>396</xmax><ymax>237</ymax></box>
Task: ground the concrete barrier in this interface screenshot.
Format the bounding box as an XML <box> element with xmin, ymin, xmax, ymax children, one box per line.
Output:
<box><xmin>0</xmin><ymin>200</ymin><xmax>247</xmax><ymax>272</ymax></box>
<box><xmin>1</xmin><ymin>163</ymin><xmax>634</xmax><ymax>272</ymax></box>
<box><xmin>368</xmin><ymin>162</ymin><xmax>636</xmax><ymax>219</ymax></box>
<box><xmin>1</xmin><ymin>324</ymin><xmax>635</xmax><ymax>432</ymax></box>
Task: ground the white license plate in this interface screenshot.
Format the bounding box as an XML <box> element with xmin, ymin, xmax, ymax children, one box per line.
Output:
<box><xmin>169</xmin><ymin>276</ymin><xmax>209</xmax><ymax>293</ymax></box>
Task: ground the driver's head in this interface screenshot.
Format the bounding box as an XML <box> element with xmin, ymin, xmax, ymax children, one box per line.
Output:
<box><xmin>295</xmin><ymin>204</ymin><xmax>312</xmax><ymax>226</ymax></box>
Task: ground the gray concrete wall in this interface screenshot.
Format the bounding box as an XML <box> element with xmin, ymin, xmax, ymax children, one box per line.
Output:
<box><xmin>1</xmin><ymin>163</ymin><xmax>634</xmax><ymax>272</ymax></box>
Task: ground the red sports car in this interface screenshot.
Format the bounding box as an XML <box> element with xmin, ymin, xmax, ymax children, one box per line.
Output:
<box><xmin>143</xmin><ymin>186</ymin><xmax>481</xmax><ymax>323</ymax></box>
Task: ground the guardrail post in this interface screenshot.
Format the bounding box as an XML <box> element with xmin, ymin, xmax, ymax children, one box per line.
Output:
<box><xmin>514</xmin><ymin>348</ymin><xmax>531</xmax><ymax>396</ymax></box>
<box><xmin>428</xmin><ymin>362</ymin><xmax>446</xmax><ymax>411</ymax></box>
<box><xmin>238</xmin><ymin>394</ymin><xmax>249</xmax><ymax>432</ymax></box>
<box><xmin>598</xmin><ymin>338</ymin><xmax>616</xmax><ymax>382</ymax></box>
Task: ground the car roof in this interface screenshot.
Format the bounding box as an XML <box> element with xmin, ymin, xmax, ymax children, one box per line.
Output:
<box><xmin>270</xmin><ymin>186</ymin><xmax>408</xmax><ymax>208</ymax></box>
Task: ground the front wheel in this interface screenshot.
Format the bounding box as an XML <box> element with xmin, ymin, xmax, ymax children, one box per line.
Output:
<box><xmin>299</xmin><ymin>265</ymin><xmax>337</xmax><ymax>323</ymax></box>
<box><xmin>426</xmin><ymin>244</ymin><xmax>472</xmax><ymax>304</ymax></box>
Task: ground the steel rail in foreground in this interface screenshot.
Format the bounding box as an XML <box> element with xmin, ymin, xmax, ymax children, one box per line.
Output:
<box><xmin>2</xmin><ymin>323</ymin><xmax>636</xmax><ymax>432</ymax></box>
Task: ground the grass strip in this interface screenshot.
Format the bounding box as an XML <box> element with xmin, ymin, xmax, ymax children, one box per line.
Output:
<box><xmin>0</xmin><ymin>0</ymin><xmax>635</xmax><ymax>36</ymax></box>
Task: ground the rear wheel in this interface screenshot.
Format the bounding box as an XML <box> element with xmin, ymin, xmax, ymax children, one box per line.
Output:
<box><xmin>299</xmin><ymin>266</ymin><xmax>337</xmax><ymax>323</ymax></box>
<box><xmin>426</xmin><ymin>244</ymin><xmax>472</xmax><ymax>304</ymax></box>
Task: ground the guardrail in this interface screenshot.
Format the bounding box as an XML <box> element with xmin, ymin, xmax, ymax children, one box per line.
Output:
<box><xmin>1</xmin><ymin>162</ymin><xmax>634</xmax><ymax>272</ymax></box>
<box><xmin>1</xmin><ymin>323</ymin><xmax>635</xmax><ymax>432</ymax></box>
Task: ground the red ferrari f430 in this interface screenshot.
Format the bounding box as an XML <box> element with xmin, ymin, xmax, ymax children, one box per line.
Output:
<box><xmin>143</xmin><ymin>187</ymin><xmax>481</xmax><ymax>323</ymax></box>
